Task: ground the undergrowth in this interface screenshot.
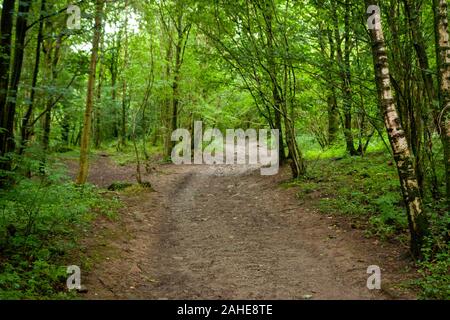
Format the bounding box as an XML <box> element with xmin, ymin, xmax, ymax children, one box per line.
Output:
<box><xmin>0</xmin><ymin>154</ymin><xmax>120</xmax><ymax>299</ymax></box>
<box><xmin>285</xmin><ymin>145</ymin><xmax>449</xmax><ymax>299</ymax></box>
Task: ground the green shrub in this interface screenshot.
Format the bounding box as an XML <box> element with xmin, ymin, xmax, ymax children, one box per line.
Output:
<box><xmin>0</xmin><ymin>175</ymin><xmax>119</xmax><ymax>299</ymax></box>
<box><xmin>415</xmin><ymin>210</ymin><xmax>450</xmax><ymax>299</ymax></box>
<box><xmin>289</xmin><ymin>149</ymin><xmax>449</xmax><ymax>298</ymax></box>
<box><xmin>416</xmin><ymin>249</ymin><xmax>450</xmax><ymax>300</ymax></box>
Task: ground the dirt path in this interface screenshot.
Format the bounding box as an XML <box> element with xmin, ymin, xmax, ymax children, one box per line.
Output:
<box><xmin>68</xmin><ymin>156</ymin><xmax>416</xmax><ymax>300</ymax></box>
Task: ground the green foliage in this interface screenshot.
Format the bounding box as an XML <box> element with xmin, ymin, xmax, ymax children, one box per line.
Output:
<box><xmin>414</xmin><ymin>210</ymin><xmax>450</xmax><ymax>300</ymax></box>
<box><xmin>416</xmin><ymin>248</ymin><xmax>450</xmax><ymax>300</ymax></box>
<box><xmin>291</xmin><ymin>150</ymin><xmax>407</xmax><ymax>238</ymax></box>
<box><xmin>298</xmin><ymin>134</ymin><xmax>388</xmax><ymax>160</ymax></box>
<box><xmin>0</xmin><ymin>0</ymin><xmax>448</xmax><ymax>301</ymax></box>
<box><xmin>105</xmin><ymin>142</ymin><xmax>163</xmax><ymax>166</ymax></box>
<box><xmin>295</xmin><ymin>148</ymin><xmax>407</xmax><ymax>238</ymax></box>
<box><xmin>0</xmin><ymin>261</ymin><xmax>73</xmax><ymax>300</ymax></box>
<box><xmin>367</xmin><ymin>193</ymin><xmax>407</xmax><ymax>238</ymax></box>
<box><xmin>288</xmin><ymin>147</ymin><xmax>449</xmax><ymax>298</ymax></box>
<box><xmin>0</xmin><ymin>170</ymin><xmax>119</xmax><ymax>299</ymax></box>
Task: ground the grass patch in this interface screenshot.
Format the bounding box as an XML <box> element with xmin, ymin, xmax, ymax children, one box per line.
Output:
<box><xmin>285</xmin><ymin>145</ymin><xmax>449</xmax><ymax>299</ymax></box>
<box><xmin>103</xmin><ymin>142</ymin><xmax>163</xmax><ymax>167</ymax></box>
<box><xmin>285</xmin><ymin>152</ymin><xmax>407</xmax><ymax>239</ymax></box>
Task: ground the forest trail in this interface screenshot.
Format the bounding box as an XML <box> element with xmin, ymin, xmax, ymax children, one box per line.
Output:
<box><xmin>67</xmin><ymin>155</ymin><xmax>416</xmax><ymax>300</ymax></box>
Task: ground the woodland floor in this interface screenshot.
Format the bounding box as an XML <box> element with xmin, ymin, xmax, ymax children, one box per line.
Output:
<box><xmin>65</xmin><ymin>154</ymin><xmax>418</xmax><ymax>300</ymax></box>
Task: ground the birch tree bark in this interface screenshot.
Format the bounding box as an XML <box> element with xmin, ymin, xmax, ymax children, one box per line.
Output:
<box><xmin>365</xmin><ymin>2</ymin><xmax>428</xmax><ymax>258</ymax></box>
<box><xmin>433</xmin><ymin>0</ymin><xmax>450</xmax><ymax>206</ymax></box>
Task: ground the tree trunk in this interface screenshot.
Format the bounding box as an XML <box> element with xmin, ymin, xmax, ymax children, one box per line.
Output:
<box><xmin>403</xmin><ymin>0</ymin><xmax>440</xmax><ymax>198</ymax></box>
<box><xmin>141</xmin><ymin>75</ymin><xmax>154</xmax><ymax>161</ymax></box>
<box><xmin>110</xmin><ymin>34</ymin><xmax>120</xmax><ymax>139</ymax></box>
<box><xmin>42</xmin><ymin>33</ymin><xmax>62</xmax><ymax>152</ymax></box>
<box><xmin>19</xmin><ymin>0</ymin><xmax>46</xmax><ymax>155</ymax></box>
<box><xmin>163</xmin><ymin>38</ymin><xmax>173</xmax><ymax>158</ymax></box>
<box><xmin>264</xmin><ymin>3</ymin><xmax>303</xmax><ymax>176</ymax></box>
<box><xmin>4</xmin><ymin>0</ymin><xmax>31</xmax><ymax>150</ymax></box>
<box><xmin>120</xmin><ymin>6</ymin><xmax>129</xmax><ymax>149</ymax></box>
<box><xmin>168</xmin><ymin>7</ymin><xmax>190</xmax><ymax>159</ymax></box>
<box><xmin>120</xmin><ymin>78</ymin><xmax>127</xmax><ymax>148</ymax></box>
<box><xmin>319</xmin><ymin>21</ymin><xmax>339</xmax><ymax>146</ymax></box>
<box><xmin>0</xmin><ymin>0</ymin><xmax>15</xmax><ymax>116</ymax></box>
<box><xmin>94</xmin><ymin>55</ymin><xmax>104</xmax><ymax>148</ymax></box>
<box><xmin>366</xmin><ymin>2</ymin><xmax>428</xmax><ymax>258</ymax></box>
<box><xmin>0</xmin><ymin>0</ymin><xmax>16</xmax><ymax>163</ymax></box>
<box><xmin>274</xmin><ymin>107</ymin><xmax>286</xmax><ymax>164</ymax></box>
<box><xmin>76</xmin><ymin>0</ymin><xmax>104</xmax><ymax>185</ymax></box>
<box><xmin>332</xmin><ymin>0</ymin><xmax>357</xmax><ymax>155</ymax></box>
<box><xmin>327</xmin><ymin>93</ymin><xmax>339</xmax><ymax>144</ymax></box>
<box><xmin>0</xmin><ymin>0</ymin><xmax>29</xmax><ymax>174</ymax></box>
<box><xmin>171</xmin><ymin>13</ymin><xmax>183</xmax><ymax>150</ymax></box>
<box><xmin>61</xmin><ymin>113</ymin><xmax>70</xmax><ymax>145</ymax></box>
<box><xmin>433</xmin><ymin>0</ymin><xmax>450</xmax><ymax>206</ymax></box>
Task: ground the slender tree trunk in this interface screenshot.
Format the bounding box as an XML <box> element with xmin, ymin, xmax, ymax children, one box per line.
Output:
<box><xmin>327</xmin><ymin>93</ymin><xmax>339</xmax><ymax>144</ymax></box>
<box><xmin>141</xmin><ymin>76</ymin><xmax>154</xmax><ymax>161</ymax></box>
<box><xmin>403</xmin><ymin>0</ymin><xmax>440</xmax><ymax>198</ymax></box>
<box><xmin>61</xmin><ymin>113</ymin><xmax>70</xmax><ymax>145</ymax></box>
<box><xmin>0</xmin><ymin>0</ymin><xmax>29</xmax><ymax>173</ymax></box>
<box><xmin>264</xmin><ymin>3</ymin><xmax>303</xmax><ymax>176</ymax></box>
<box><xmin>366</xmin><ymin>2</ymin><xmax>428</xmax><ymax>258</ymax></box>
<box><xmin>4</xmin><ymin>0</ymin><xmax>32</xmax><ymax>149</ymax></box>
<box><xmin>19</xmin><ymin>0</ymin><xmax>46</xmax><ymax>155</ymax></box>
<box><xmin>404</xmin><ymin>0</ymin><xmax>436</xmax><ymax>103</ymax></box>
<box><xmin>120</xmin><ymin>6</ymin><xmax>129</xmax><ymax>149</ymax></box>
<box><xmin>42</xmin><ymin>34</ymin><xmax>62</xmax><ymax>152</ymax></box>
<box><xmin>131</xmin><ymin>111</ymin><xmax>142</xmax><ymax>185</ymax></box>
<box><xmin>332</xmin><ymin>0</ymin><xmax>356</xmax><ymax>155</ymax></box>
<box><xmin>121</xmin><ymin>82</ymin><xmax>127</xmax><ymax>148</ymax></box>
<box><xmin>326</xmin><ymin>28</ymin><xmax>339</xmax><ymax>145</ymax></box>
<box><xmin>343</xmin><ymin>0</ymin><xmax>357</xmax><ymax>155</ymax></box>
<box><xmin>94</xmin><ymin>26</ymin><xmax>105</xmax><ymax>149</ymax></box>
<box><xmin>168</xmin><ymin>8</ymin><xmax>190</xmax><ymax>158</ymax></box>
<box><xmin>163</xmin><ymin>39</ymin><xmax>173</xmax><ymax>158</ymax></box>
<box><xmin>0</xmin><ymin>0</ymin><xmax>15</xmax><ymax>113</ymax></box>
<box><xmin>94</xmin><ymin>55</ymin><xmax>104</xmax><ymax>148</ymax></box>
<box><xmin>278</xmin><ymin>91</ymin><xmax>306</xmax><ymax>177</ymax></box>
<box><xmin>0</xmin><ymin>0</ymin><xmax>16</xmax><ymax>163</ymax></box>
<box><xmin>171</xmin><ymin>13</ymin><xmax>183</xmax><ymax>148</ymax></box>
<box><xmin>76</xmin><ymin>0</ymin><xmax>104</xmax><ymax>185</ymax></box>
<box><xmin>274</xmin><ymin>108</ymin><xmax>286</xmax><ymax>164</ymax></box>
<box><xmin>110</xmin><ymin>34</ymin><xmax>120</xmax><ymax>139</ymax></box>
<box><xmin>433</xmin><ymin>0</ymin><xmax>450</xmax><ymax>206</ymax></box>
<box><xmin>317</xmin><ymin>19</ymin><xmax>340</xmax><ymax>146</ymax></box>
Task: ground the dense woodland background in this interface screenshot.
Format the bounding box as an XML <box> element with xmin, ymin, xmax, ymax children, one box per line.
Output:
<box><xmin>0</xmin><ymin>0</ymin><xmax>449</xmax><ymax>299</ymax></box>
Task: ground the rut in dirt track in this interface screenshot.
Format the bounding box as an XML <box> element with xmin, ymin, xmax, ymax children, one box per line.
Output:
<box><xmin>81</xmin><ymin>161</ymin><xmax>402</xmax><ymax>299</ymax></box>
<box><xmin>144</xmin><ymin>165</ymin><xmax>382</xmax><ymax>299</ymax></box>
